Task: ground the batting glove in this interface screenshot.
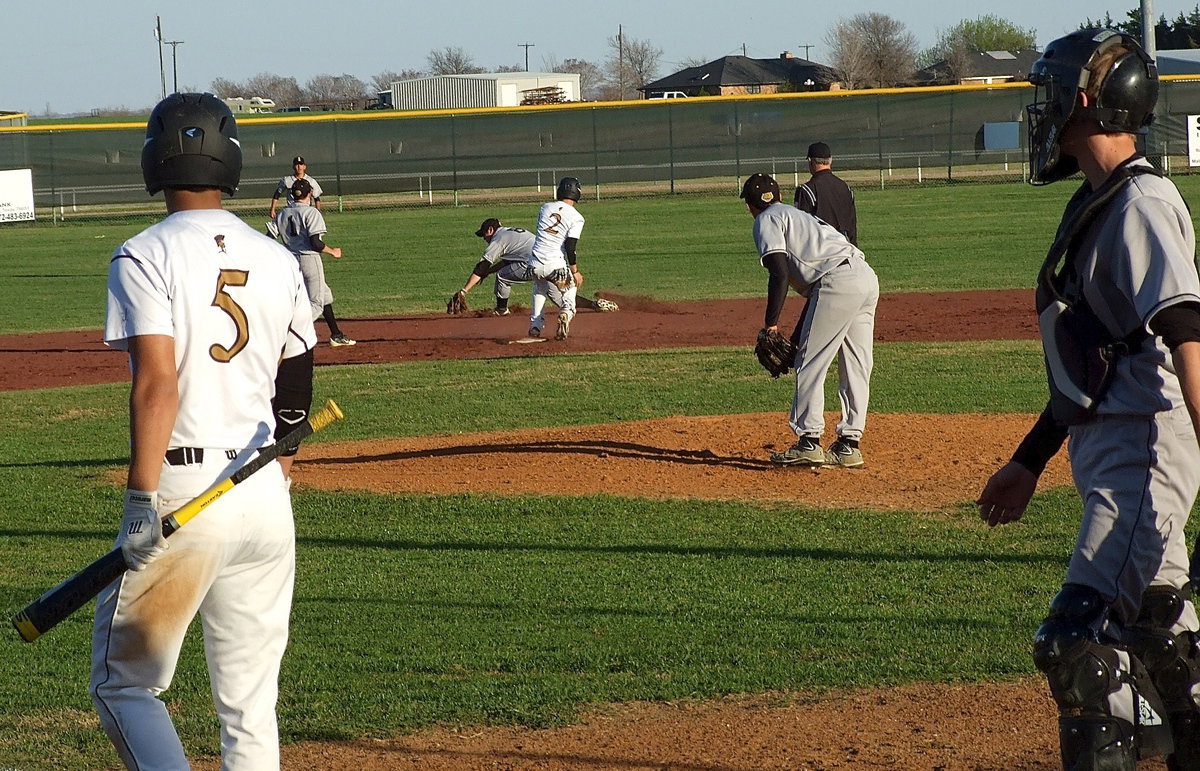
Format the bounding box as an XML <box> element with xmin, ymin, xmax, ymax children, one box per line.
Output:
<box><xmin>118</xmin><ymin>489</ymin><xmax>168</xmax><ymax>571</ymax></box>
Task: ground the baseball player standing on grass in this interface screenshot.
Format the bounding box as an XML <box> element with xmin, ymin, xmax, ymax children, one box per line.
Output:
<box><xmin>794</xmin><ymin>141</ymin><xmax>858</xmax><ymax>246</ymax></box>
<box><xmin>275</xmin><ymin>177</ymin><xmax>356</xmax><ymax>346</ymax></box>
<box><xmin>91</xmin><ymin>93</ymin><xmax>317</xmax><ymax>770</ymax></box>
<box><xmin>740</xmin><ymin>172</ymin><xmax>878</xmax><ymax>467</ymax></box>
<box><xmin>524</xmin><ymin>177</ymin><xmax>585</xmax><ymax>340</ymax></box>
<box><xmin>977</xmin><ymin>29</ymin><xmax>1200</xmax><ymax>769</ymax></box>
<box><xmin>449</xmin><ymin>217</ymin><xmax>618</xmax><ymax>316</ymax></box>
<box><xmin>268</xmin><ymin>154</ymin><xmax>322</xmax><ymax>218</ymax></box>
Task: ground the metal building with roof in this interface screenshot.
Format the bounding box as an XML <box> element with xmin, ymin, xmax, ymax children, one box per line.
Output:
<box><xmin>387</xmin><ymin>73</ymin><xmax>582</xmax><ymax>111</ymax></box>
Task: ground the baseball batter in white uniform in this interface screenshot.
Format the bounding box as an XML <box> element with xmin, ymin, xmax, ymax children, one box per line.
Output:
<box><xmin>978</xmin><ymin>30</ymin><xmax>1200</xmax><ymax>768</ymax></box>
<box><xmin>91</xmin><ymin>93</ymin><xmax>317</xmax><ymax>770</ymax></box>
<box><xmin>451</xmin><ymin>217</ymin><xmax>618</xmax><ymax>317</ymax></box>
<box><xmin>740</xmin><ymin>172</ymin><xmax>879</xmax><ymax>468</ymax></box>
<box><xmin>524</xmin><ymin>177</ymin><xmax>585</xmax><ymax>340</ymax></box>
<box><xmin>268</xmin><ymin>155</ymin><xmax>323</xmax><ymax>217</ymax></box>
<box><xmin>275</xmin><ymin>178</ymin><xmax>355</xmax><ymax>346</ymax></box>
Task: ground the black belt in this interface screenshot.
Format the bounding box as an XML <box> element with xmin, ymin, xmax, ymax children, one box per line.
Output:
<box><xmin>165</xmin><ymin>447</ymin><xmax>204</xmax><ymax>466</ymax></box>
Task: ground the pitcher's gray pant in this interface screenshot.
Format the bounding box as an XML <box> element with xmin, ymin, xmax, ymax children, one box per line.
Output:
<box><xmin>789</xmin><ymin>258</ymin><xmax>879</xmax><ymax>441</ymax></box>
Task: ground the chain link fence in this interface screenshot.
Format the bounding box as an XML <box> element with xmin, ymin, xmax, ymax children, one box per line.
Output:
<box><xmin>4</xmin><ymin>78</ymin><xmax>1200</xmax><ymax>225</ymax></box>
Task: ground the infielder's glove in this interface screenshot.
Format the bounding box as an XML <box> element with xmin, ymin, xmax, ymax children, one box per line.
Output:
<box><xmin>447</xmin><ymin>290</ymin><xmax>468</xmax><ymax>315</ymax></box>
<box><xmin>755</xmin><ymin>328</ymin><xmax>796</xmax><ymax>379</ymax></box>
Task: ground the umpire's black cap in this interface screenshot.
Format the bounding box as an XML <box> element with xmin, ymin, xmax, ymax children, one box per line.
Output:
<box><xmin>806</xmin><ymin>141</ymin><xmax>832</xmax><ymax>160</ymax></box>
<box><xmin>475</xmin><ymin>218</ymin><xmax>501</xmax><ymax>237</ymax></box>
<box><xmin>739</xmin><ymin>173</ymin><xmax>781</xmax><ymax>208</ymax></box>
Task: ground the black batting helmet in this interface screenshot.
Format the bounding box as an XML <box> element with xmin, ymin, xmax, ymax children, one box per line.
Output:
<box><xmin>1027</xmin><ymin>28</ymin><xmax>1157</xmax><ymax>185</ymax></box>
<box><xmin>556</xmin><ymin>176</ymin><xmax>582</xmax><ymax>202</ymax></box>
<box><xmin>142</xmin><ymin>93</ymin><xmax>243</xmax><ymax>195</ymax></box>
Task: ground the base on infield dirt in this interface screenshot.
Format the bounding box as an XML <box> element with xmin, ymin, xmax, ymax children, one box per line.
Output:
<box><xmin>508</xmin><ymin>336</ymin><xmax>548</xmax><ymax>345</ymax></box>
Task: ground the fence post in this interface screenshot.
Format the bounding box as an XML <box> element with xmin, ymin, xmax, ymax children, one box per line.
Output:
<box><xmin>332</xmin><ymin>119</ymin><xmax>343</xmax><ymax>212</ymax></box>
<box><xmin>668</xmin><ymin>103</ymin><xmax>675</xmax><ymax>195</ymax></box>
<box><xmin>876</xmin><ymin>95</ymin><xmax>884</xmax><ymax>190</ymax></box>
<box><xmin>592</xmin><ymin>108</ymin><xmax>601</xmax><ymax>201</ymax></box>
<box><xmin>450</xmin><ymin>114</ymin><xmax>459</xmax><ymax>207</ymax></box>
<box><xmin>946</xmin><ymin>91</ymin><xmax>955</xmax><ymax>183</ymax></box>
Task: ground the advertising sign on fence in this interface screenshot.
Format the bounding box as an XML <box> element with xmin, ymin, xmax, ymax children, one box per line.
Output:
<box><xmin>0</xmin><ymin>169</ymin><xmax>34</xmax><ymax>223</ymax></box>
<box><xmin>1190</xmin><ymin>116</ymin><xmax>1200</xmax><ymax>167</ymax></box>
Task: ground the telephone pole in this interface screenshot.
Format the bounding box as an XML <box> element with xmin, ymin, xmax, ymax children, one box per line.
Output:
<box><xmin>165</xmin><ymin>41</ymin><xmax>184</xmax><ymax>93</ymax></box>
<box><xmin>518</xmin><ymin>42</ymin><xmax>534</xmax><ymax>71</ymax></box>
<box><xmin>154</xmin><ymin>16</ymin><xmax>166</xmax><ymax>99</ymax></box>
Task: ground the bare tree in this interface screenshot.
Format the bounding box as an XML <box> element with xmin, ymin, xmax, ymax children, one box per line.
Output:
<box><xmin>304</xmin><ymin>74</ymin><xmax>369</xmax><ymax>102</ymax></box>
<box><xmin>427</xmin><ymin>46</ymin><xmax>484</xmax><ymax>75</ymax></box>
<box><xmin>603</xmin><ymin>33</ymin><xmax>663</xmax><ymax>100</ymax></box>
<box><xmin>825</xmin><ymin>13</ymin><xmax>917</xmax><ymax>89</ymax></box>
<box><xmin>370</xmin><ymin>70</ymin><xmax>423</xmax><ymax>92</ymax></box>
<box><xmin>212</xmin><ymin>73</ymin><xmax>304</xmax><ymax>106</ymax></box>
<box><xmin>543</xmin><ymin>55</ymin><xmax>604</xmax><ymax>100</ymax></box>
<box><xmin>677</xmin><ymin>56</ymin><xmax>711</xmax><ymax>69</ymax></box>
<box><xmin>494</xmin><ymin>63</ymin><xmax>526</xmax><ymax>73</ymax></box>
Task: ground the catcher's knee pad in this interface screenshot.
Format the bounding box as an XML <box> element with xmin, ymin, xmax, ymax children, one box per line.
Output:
<box><xmin>1033</xmin><ymin>584</ymin><xmax>1174</xmax><ymax>765</ymax></box>
<box><xmin>1127</xmin><ymin>584</ymin><xmax>1200</xmax><ymax>768</ymax></box>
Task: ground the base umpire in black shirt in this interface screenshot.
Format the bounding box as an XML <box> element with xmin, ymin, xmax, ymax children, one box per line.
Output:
<box><xmin>794</xmin><ymin>141</ymin><xmax>858</xmax><ymax>246</ymax></box>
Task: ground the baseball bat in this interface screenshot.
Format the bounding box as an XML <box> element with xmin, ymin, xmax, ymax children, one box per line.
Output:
<box><xmin>11</xmin><ymin>399</ymin><xmax>344</xmax><ymax>643</ymax></box>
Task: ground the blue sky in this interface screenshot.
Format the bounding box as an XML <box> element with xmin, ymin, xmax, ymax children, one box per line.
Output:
<box><xmin>2</xmin><ymin>1</ymin><xmax>1160</xmax><ymax>115</ymax></box>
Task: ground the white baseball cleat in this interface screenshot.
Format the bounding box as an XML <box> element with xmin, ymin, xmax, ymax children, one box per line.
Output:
<box><xmin>555</xmin><ymin>314</ymin><xmax>571</xmax><ymax>340</ymax></box>
<box><xmin>595</xmin><ymin>298</ymin><xmax>619</xmax><ymax>312</ymax></box>
<box><xmin>329</xmin><ymin>335</ymin><xmax>356</xmax><ymax>347</ymax></box>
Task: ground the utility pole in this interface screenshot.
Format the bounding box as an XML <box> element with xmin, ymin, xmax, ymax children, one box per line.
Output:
<box><xmin>165</xmin><ymin>41</ymin><xmax>184</xmax><ymax>93</ymax></box>
<box><xmin>1141</xmin><ymin>0</ymin><xmax>1157</xmax><ymax>59</ymax></box>
<box><xmin>799</xmin><ymin>43</ymin><xmax>813</xmax><ymax>60</ymax></box>
<box><xmin>618</xmin><ymin>24</ymin><xmax>625</xmax><ymax>99</ymax></box>
<box><xmin>518</xmin><ymin>42</ymin><xmax>534</xmax><ymax>71</ymax></box>
<box><xmin>154</xmin><ymin>16</ymin><xmax>166</xmax><ymax>100</ymax></box>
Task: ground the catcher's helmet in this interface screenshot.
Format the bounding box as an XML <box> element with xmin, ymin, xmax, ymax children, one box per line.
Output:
<box><xmin>739</xmin><ymin>173</ymin><xmax>781</xmax><ymax>209</ymax></box>
<box><xmin>1027</xmin><ymin>28</ymin><xmax>1157</xmax><ymax>185</ymax></box>
<box><xmin>142</xmin><ymin>93</ymin><xmax>242</xmax><ymax>195</ymax></box>
<box><xmin>555</xmin><ymin>176</ymin><xmax>582</xmax><ymax>202</ymax></box>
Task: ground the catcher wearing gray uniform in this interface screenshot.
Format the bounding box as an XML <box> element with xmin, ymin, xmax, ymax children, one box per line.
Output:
<box><xmin>448</xmin><ymin>217</ymin><xmax>619</xmax><ymax>316</ymax></box>
<box><xmin>978</xmin><ymin>29</ymin><xmax>1200</xmax><ymax>769</ymax></box>
<box><xmin>274</xmin><ymin>178</ymin><xmax>355</xmax><ymax>346</ymax></box>
<box><xmin>740</xmin><ymin>172</ymin><xmax>879</xmax><ymax>468</ymax></box>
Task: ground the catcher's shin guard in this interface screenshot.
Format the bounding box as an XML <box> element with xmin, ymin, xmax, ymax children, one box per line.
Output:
<box><xmin>1033</xmin><ymin>584</ymin><xmax>1174</xmax><ymax>769</ymax></box>
<box><xmin>1126</xmin><ymin>585</ymin><xmax>1200</xmax><ymax>770</ymax></box>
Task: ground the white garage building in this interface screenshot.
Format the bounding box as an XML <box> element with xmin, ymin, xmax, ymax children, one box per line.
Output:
<box><xmin>388</xmin><ymin>72</ymin><xmax>581</xmax><ymax>111</ymax></box>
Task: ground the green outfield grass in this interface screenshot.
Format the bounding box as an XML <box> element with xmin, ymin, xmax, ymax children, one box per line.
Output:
<box><xmin>6</xmin><ymin>178</ymin><xmax>1191</xmax><ymax>334</ymax></box>
<box><xmin>0</xmin><ymin>183</ymin><xmax>1194</xmax><ymax>768</ymax></box>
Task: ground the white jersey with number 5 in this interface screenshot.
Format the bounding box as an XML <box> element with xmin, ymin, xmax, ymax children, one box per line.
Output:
<box><xmin>529</xmin><ymin>201</ymin><xmax>585</xmax><ymax>272</ymax></box>
<box><xmin>105</xmin><ymin>209</ymin><xmax>317</xmax><ymax>452</ymax></box>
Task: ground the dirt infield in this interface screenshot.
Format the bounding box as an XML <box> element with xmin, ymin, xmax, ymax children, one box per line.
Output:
<box><xmin>18</xmin><ymin>289</ymin><xmax>1117</xmax><ymax>770</ymax></box>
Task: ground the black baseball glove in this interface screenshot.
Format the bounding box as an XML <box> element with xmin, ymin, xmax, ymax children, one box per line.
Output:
<box><xmin>447</xmin><ymin>290</ymin><xmax>468</xmax><ymax>315</ymax></box>
<box><xmin>755</xmin><ymin>328</ymin><xmax>796</xmax><ymax>378</ymax></box>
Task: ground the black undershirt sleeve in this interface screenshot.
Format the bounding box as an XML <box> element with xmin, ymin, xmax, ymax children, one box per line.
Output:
<box><xmin>1149</xmin><ymin>302</ymin><xmax>1200</xmax><ymax>349</ymax></box>
<box><xmin>309</xmin><ymin>234</ymin><xmax>326</xmax><ymax>252</ymax></box>
<box><xmin>470</xmin><ymin>259</ymin><xmax>493</xmax><ymax>280</ymax></box>
<box><xmin>762</xmin><ymin>251</ymin><xmax>790</xmax><ymax>328</ymax></box>
<box><xmin>272</xmin><ymin>348</ymin><xmax>315</xmax><ymax>456</ymax></box>
<box><xmin>1010</xmin><ymin>404</ymin><xmax>1068</xmax><ymax>475</ymax></box>
<box><xmin>564</xmin><ymin>237</ymin><xmax>578</xmax><ymax>265</ymax></box>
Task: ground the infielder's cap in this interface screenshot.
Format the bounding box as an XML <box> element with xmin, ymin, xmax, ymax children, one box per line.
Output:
<box><xmin>739</xmin><ymin>173</ymin><xmax>781</xmax><ymax>207</ymax></box>
<box><xmin>806</xmin><ymin>141</ymin><xmax>832</xmax><ymax>159</ymax></box>
<box><xmin>292</xmin><ymin>155</ymin><xmax>306</xmax><ymax>165</ymax></box>
<box><xmin>291</xmin><ymin>177</ymin><xmax>313</xmax><ymax>199</ymax></box>
<box><xmin>475</xmin><ymin>218</ymin><xmax>501</xmax><ymax>237</ymax></box>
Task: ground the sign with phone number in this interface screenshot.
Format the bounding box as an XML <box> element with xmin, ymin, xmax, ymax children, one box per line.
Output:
<box><xmin>0</xmin><ymin>169</ymin><xmax>34</xmax><ymax>223</ymax></box>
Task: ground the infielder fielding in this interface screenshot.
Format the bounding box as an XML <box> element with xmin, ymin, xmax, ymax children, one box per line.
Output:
<box><xmin>93</xmin><ymin>93</ymin><xmax>317</xmax><ymax>769</ymax></box>
<box><xmin>275</xmin><ymin>178</ymin><xmax>356</xmax><ymax>346</ymax></box>
<box><xmin>977</xmin><ymin>29</ymin><xmax>1200</xmax><ymax>768</ymax></box>
<box><xmin>449</xmin><ymin>216</ymin><xmax>618</xmax><ymax>316</ymax></box>
<box><xmin>268</xmin><ymin>154</ymin><xmax>322</xmax><ymax>218</ymax></box>
<box><xmin>524</xmin><ymin>177</ymin><xmax>585</xmax><ymax>340</ymax></box>
<box><xmin>741</xmin><ymin>172</ymin><xmax>878</xmax><ymax>468</ymax></box>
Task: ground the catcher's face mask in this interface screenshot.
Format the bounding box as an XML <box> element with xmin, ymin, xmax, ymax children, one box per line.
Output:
<box><xmin>1027</xmin><ymin>28</ymin><xmax>1157</xmax><ymax>185</ymax></box>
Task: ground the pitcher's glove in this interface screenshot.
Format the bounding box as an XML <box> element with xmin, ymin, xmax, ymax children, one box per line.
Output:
<box><xmin>447</xmin><ymin>290</ymin><xmax>468</xmax><ymax>315</ymax></box>
<box><xmin>755</xmin><ymin>328</ymin><xmax>796</xmax><ymax>379</ymax></box>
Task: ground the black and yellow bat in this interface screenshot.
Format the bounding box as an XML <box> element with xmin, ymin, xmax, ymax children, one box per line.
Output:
<box><xmin>11</xmin><ymin>399</ymin><xmax>344</xmax><ymax>643</ymax></box>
